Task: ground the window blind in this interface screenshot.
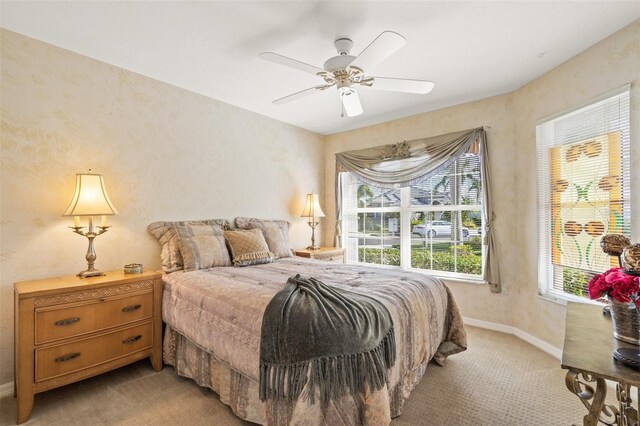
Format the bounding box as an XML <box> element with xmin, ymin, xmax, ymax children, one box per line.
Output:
<box><xmin>536</xmin><ymin>87</ymin><xmax>631</xmax><ymax>301</ymax></box>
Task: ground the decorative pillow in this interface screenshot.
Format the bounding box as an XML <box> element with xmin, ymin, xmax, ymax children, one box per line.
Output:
<box><xmin>148</xmin><ymin>219</ymin><xmax>229</xmax><ymax>272</ymax></box>
<box><xmin>176</xmin><ymin>225</ymin><xmax>231</xmax><ymax>271</ymax></box>
<box><xmin>224</xmin><ymin>229</ymin><xmax>275</xmax><ymax>267</ymax></box>
<box><xmin>234</xmin><ymin>217</ymin><xmax>293</xmax><ymax>258</ymax></box>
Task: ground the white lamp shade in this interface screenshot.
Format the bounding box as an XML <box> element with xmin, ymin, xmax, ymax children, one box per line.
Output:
<box><xmin>63</xmin><ymin>173</ymin><xmax>118</xmax><ymax>216</ymax></box>
<box><xmin>300</xmin><ymin>193</ymin><xmax>325</xmax><ymax>218</ymax></box>
<box><xmin>341</xmin><ymin>90</ymin><xmax>363</xmax><ymax>117</ymax></box>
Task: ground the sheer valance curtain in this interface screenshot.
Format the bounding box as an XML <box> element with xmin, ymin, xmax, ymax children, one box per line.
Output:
<box><xmin>335</xmin><ymin>127</ymin><xmax>501</xmax><ymax>293</ymax></box>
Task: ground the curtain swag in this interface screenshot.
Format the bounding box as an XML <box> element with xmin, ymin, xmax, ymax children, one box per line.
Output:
<box><xmin>334</xmin><ymin>127</ymin><xmax>501</xmax><ymax>293</ymax></box>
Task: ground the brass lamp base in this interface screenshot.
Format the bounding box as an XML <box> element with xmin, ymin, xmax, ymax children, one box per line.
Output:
<box><xmin>70</xmin><ymin>218</ymin><xmax>110</xmax><ymax>279</ymax></box>
<box><xmin>77</xmin><ymin>269</ymin><xmax>106</xmax><ymax>278</ymax></box>
<box><xmin>306</xmin><ymin>220</ymin><xmax>320</xmax><ymax>251</ymax></box>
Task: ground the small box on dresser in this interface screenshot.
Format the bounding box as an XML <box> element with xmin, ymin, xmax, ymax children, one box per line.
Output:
<box><xmin>294</xmin><ymin>247</ymin><xmax>345</xmax><ymax>263</ymax></box>
<box><xmin>14</xmin><ymin>270</ymin><xmax>163</xmax><ymax>424</ymax></box>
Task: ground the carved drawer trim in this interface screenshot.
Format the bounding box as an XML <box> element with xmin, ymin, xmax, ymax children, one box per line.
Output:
<box><xmin>34</xmin><ymin>281</ymin><xmax>154</xmax><ymax>307</ymax></box>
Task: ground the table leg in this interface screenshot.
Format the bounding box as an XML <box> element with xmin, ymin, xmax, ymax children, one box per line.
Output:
<box><xmin>150</xmin><ymin>351</ymin><xmax>162</xmax><ymax>372</ymax></box>
<box><xmin>616</xmin><ymin>383</ymin><xmax>638</xmax><ymax>426</ymax></box>
<box><xmin>565</xmin><ymin>370</ymin><xmax>609</xmax><ymax>426</ymax></box>
<box><xmin>16</xmin><ymin>386</ymin><xmax>34</xmax><ymax>425</ymax></box>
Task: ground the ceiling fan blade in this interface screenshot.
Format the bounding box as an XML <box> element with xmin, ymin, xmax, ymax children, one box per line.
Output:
<box><xmin>260</xmin><ymin>52</ymin><xmax>323</xmax><ymax>75</ymax></box>
<box><xmin>341</xmin><ymin>89</ymin><xmax>363</xmax><ymax>117</ymax></box>
<box><xmin>273</xmin><ymin>85</ymin><xmax>327</xmax><ymax>105</ymax></box>
<box><xmin>349</xmin><ymin>31</ymin><xmax>406</xmax><ymax>72</ymax></box>
<box><xmin>369</xmin><ymin>77</ymin><xmax>435</xmax><ymax>94</ymax></box>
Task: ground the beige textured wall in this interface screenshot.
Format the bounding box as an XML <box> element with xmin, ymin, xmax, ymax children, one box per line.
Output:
<box><xmin>323</xmin><ymin>20</ymin><xmax>640</xmax><ymax>349</ymax></box>
<box><xmin>0</xmin><ymin>29</ymin><xmax>325</xmax><ymax>385</ymax></box>
<box><xmin>512</xmin><ymin>21</ymin><xmax>640</xmax><ymax>348</ymax></box>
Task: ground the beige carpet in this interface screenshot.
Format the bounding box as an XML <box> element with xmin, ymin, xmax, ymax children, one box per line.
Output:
<box><xmin>0</xmin><ymin>327</ymin><xmax>611</xmax><ymax>425</ymax></box>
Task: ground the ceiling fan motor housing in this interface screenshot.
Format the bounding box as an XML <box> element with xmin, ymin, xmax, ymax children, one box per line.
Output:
<box><xmin>323</xmin><ymin>37</ymin><xmax>356</xmax><ymax>72</ymax></box>
<box><xmin>323</xmin><ymin>54</ymin><xmax>356</xmax><ymax>72</ymax></box>
<box><xmin>334</xmin><ymin>70</ymin><xmax>352</xmax><ymax>91</ymax></box>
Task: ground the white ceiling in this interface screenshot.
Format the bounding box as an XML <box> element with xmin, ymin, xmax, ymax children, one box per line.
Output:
<box><xmin>1</xmin><ymin>1</ymin><xmax>638</xmax><ymax>135</ymax></box>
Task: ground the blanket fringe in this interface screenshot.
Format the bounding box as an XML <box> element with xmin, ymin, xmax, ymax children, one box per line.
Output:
<box><xmin>259</xmin><ymin>326</ymin><xmax>396</xmax><ymax>403</ymax></box>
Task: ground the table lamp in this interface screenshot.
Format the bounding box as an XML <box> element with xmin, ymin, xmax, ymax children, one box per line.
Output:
<box><xmin>300</xmin><ymin>192</ymin><xmax>325</xmax><ymax>250</ymax></box>
<box><xmin>63</xmin><ymin>171</ymin><xmax>118</xmax><ymax>278</ymax></box>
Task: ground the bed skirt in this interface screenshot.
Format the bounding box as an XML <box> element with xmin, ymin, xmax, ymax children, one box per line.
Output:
<box><xmin>163</xmin><ymin>325</ymin><xmax>430</xmax><ymax>425</ymax></box>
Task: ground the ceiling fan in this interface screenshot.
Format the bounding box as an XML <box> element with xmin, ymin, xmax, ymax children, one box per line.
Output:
<box><xmin>260</xmin><ymin>31</ymin><xmax>434</xmax><ymax>118</ymax></box>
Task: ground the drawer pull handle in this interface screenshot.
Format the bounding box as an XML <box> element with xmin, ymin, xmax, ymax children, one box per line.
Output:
<box><xmin>55</xmin><ymin>352</ymin><xmax>80</xmax><ymax>362</ymax></box>
<box><xmin>122</xmin><ymin>304</ymin><xmax>142</xmax><ymax>313</ymax></box>
<box><xmin>122</xmin><ymin>335</ymin><xmax>142</xmax><ymax>344</ymax></box>
<box><xmin>54</xmin><ymin>317</ymin><xmax>80</xmax><ymax>327</ymax></box>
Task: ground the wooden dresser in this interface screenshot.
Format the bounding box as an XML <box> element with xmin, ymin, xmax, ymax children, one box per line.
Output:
<box><xmin>14</xmin><ymin>270</ymin><xmax>163</xmax><ymax>424</ymax></box>
<box><xmin>295</xmin><ymin>247</ymin><xmax>345</xmax><ymax>263</ymax></box>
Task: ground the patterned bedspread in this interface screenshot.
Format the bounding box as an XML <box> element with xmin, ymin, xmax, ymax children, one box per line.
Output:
<box><xmin>162</xmin><ymin>257</ymin><xmax>466</xmax><ymax>425</ymax></box>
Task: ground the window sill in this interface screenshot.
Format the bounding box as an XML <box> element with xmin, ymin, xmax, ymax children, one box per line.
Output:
<box><xmin>537</xmin><ymin>291</ymin><xmax>605</xmax><ymax>307</ymax></box>
<box><xmin>407</xmin><ymin>267</ymin><xmax>485</xmax><ymax>285</ymax></box>
<box><xmin>345</xmin><ymin>260</ymin><xmax>485</xmax><ymax>285</ymax></box>
<box><xmin>434</xmin><ymin>275</ymin><xmax>486</xmax><ymax>286</ymax></box>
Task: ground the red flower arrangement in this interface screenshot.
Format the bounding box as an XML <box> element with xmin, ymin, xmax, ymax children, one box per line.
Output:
<box><xmin>588</xmin><ymin>267</ymin><xmax>640</xmax><ymax>306</ymax></box>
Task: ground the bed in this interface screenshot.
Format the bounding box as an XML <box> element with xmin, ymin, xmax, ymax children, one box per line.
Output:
<box><xmin>161</xmin><ymin>257</ymin><xmax>467</xmax><ymax>425</ymax></box>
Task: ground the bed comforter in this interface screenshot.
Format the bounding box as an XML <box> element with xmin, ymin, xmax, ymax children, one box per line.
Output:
<box><xmin>162</xmin><ymin>257</ymin><xmax>466</xmax><ymax>425</ymax></box>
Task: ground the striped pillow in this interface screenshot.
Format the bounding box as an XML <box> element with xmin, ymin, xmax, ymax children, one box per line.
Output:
<box><xmin>148</xmin><ymin>219</ymin><xmax>229</xmax><ymax>272</ymax></box>
<box><xmin>176</xmin><ymin>225</ymin><xmax>231</xmax><ymax>271</ymax></box>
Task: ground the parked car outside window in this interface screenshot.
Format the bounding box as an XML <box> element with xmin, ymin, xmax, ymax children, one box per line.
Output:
<box><xmin>411</xmin><ymin>221</ymin><xmax>469</xmax><ymax>238</ymax></box>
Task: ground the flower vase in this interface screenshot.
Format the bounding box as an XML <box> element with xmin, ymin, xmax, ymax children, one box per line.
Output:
<box><xmin>609</xmin><ymin>297</ymin><xmax>640</xmax><ymax>345</ymax></box>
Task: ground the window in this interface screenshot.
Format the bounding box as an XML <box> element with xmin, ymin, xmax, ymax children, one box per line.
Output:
<box><xmin>341</xmin><ymin>153</ymin><xmax>483</xmax><ymax>280</ymax></box>
<box><xmin>536</xmin><ymin>87</ymin><xmax>631</xmax><ymax>302</ymax></box>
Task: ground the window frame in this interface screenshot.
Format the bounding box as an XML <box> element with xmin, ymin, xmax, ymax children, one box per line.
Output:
<box><xmin>536</xmin><ymin>86</ymin><xmax>632</xmax><ymax>304</ymax></box>
<box><xmin>340</xmin><ymin>156</ymin><xmax>485</xmax><ymax>282</ymax></box>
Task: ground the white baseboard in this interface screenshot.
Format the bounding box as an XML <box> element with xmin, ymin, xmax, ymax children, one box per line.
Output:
<box><xmin>0</xmin><ymin>381</ymin><xmax>14</xmax><ymax>398</ymax></box>
<box><xmin>513</xmin><ymin>328</ymin><xmax>563</xmax><ymax>360</ymax></box>
<box><xmin>462</xmin><ymin>317</ymin><xmax>515</xmax><ymax>335</ymax></box>
<box><xmin>463</xmin><ymin>316</ymin><xmax>562</xmax><ymax>360</ymax></box>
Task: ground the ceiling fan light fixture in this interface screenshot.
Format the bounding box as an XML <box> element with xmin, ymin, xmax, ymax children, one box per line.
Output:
<box><xmin>338</xmin><ymin>86</ymin><xmax>354</xmax><ymax>96</ymax></box>
<box><xmin>341</xmin><ymin>89</ymin><xmax>363</xmax><ymax>117</ymax></box>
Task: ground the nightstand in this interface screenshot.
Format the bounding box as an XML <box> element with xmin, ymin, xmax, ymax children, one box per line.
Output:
<box><xmin>295</xmin><ymin>247</ymin><xmax>345</xmax><ymax>263</ymax></box>
<box><xmin>14</xmin><ymin>270</ymin><xmax>163</xmax><ymax>424</ymax></box>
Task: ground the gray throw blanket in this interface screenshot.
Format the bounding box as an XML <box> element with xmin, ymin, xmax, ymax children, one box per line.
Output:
<box><xmin>259</xmin><ymin>274</ymin><xmax>396</xmax><ymax>403</ymax></box>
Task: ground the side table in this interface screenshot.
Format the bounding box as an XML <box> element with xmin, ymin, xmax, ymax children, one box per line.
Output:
<box><xmin>562</xmin><ymin>302</ymin><xmax>640</xmax><ymax>426</ymax></box>
<box><xmin>294</xmin><ymin>247</ymin><xmax>345</xmax><ymax>263</ymax></box>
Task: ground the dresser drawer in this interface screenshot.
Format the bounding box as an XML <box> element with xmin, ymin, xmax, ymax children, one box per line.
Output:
<box><xmin>35</xmin><ymin>322</ymin><xmax>152</xmax><ymax>382</ymax></box>
<box><xmin>35</xmin><ymin>291</ymin><xmax>153</xmax><ymax>344</ymax></box>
